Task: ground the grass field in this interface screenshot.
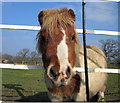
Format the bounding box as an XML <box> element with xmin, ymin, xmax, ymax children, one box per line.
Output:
<box><xmin>1</xmin><ymin>69</ymin><xmax>120</xmax><ymax>102</ymax></box>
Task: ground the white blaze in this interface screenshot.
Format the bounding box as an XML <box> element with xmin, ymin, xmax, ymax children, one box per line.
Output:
<box><xmin>57</xmin><ymin>29</ymin><xmax>70</xmax><ymax>73</ymax></box>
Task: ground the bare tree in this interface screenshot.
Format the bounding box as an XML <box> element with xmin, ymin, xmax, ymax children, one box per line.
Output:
<box><xmin>99</xmin><ymin>39</ymin><xmax>119</xmax><ymax>67</ymax></box>
<box><xmin>30</xmin><ymin>51</ymin><xmax>43</xmax><ymax>65</ymax></box>
<box><xmin>17</xmin><ymin>48</ymin><xmax>30</xmax><ymax>58</ymax></box>
<box><xmin>30</xmin><ymin>51</ymin><xmax>39</xmax><ymax>59</ymax></box>
<box><xmin>17</xmin><ymin>48</ymin><xmax>30</xmax><ymax>64</ymax></box>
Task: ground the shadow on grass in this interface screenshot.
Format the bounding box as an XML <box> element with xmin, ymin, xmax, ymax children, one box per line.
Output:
<box><xmin>3</xmin><ymin>84</ymin><xmax>50</xmax><ymax>102</ymax></box>
<box><xmin>3</xmin><ymin>84</ymin><xmax>120</xmax><ymax>102</ymax></box>
<box><xmin>3</xmin><ymin>84</ymin><xmax>26</xmax><ymax>100</ymax></box>
<box><xmin>16</xmin><ymin>92</ymin><xmax>50</xmax><ymax>102</ymax></box>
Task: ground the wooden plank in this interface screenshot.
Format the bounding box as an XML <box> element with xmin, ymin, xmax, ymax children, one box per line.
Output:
<box><xmin>0</xmin><ymin>64</ymin><xmax>120</xmax><ymax>73</ymax></box>
<box><xmin>0</xmin><ymin>64</ymin><xmax>43</xmax><ymax>70</ymax></box>
<box><xmin>0</xmin><ymin>24</ymin><xmax>40</xmax><ymax>31</ymax></box>
<box><xmin>0</xmin><ymin>24</ymin><xmax>119</xmax><ymax>36</ymax></box>
<box><xmin>73</xmin><ymin>67</ymin><xmax>120</xmax><ymax>73</ymax></box>
<box><xmin>103</xmin><ymin>0</ymin><xmax>120</xmax><ymax>2</ymax></box>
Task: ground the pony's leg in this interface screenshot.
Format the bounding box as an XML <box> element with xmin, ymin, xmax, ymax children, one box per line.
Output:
<box><xmin>98</xmin><ymin>91</ymin><xmax>105</xmax><ymax>102</ymax></box>
<box><xmin>98</xmin><ymin>85</ymin><xmax>106</xmax><ymax>102</ymax></box>
<box><xmin>72</xmin><ymin>85</ymin><xmax>87</xmax><ymax>101</ymax></box>
<box><xmin>99</xmin><ymin>91</ymin><xmax>104</xmax><ymax>98</ymax></box>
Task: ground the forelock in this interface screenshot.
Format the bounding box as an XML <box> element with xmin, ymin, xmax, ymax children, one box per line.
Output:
<box><xmin>40</xmin><ymin>8</ymin><xmax>75</xmax><ymax>34</ymax></box>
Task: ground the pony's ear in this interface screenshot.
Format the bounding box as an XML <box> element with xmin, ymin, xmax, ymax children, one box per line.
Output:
<box><xmin>68</xmin><ymin>9</ymin><xmax>75</xmax><ymax>21</ymax></box>
<box><xmin>38</xmin><ymin>11</ymin><xmax>44</xmax><ymax>25</ymax></box>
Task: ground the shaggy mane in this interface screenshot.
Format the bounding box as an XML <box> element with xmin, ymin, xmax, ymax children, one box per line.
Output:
<box><xmin>40</xmin><ymin>8</ymin><xmax>75</xmax><ymax>34</ymax></box>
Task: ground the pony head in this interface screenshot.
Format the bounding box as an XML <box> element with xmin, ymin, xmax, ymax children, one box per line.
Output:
<box><xmin>37</xmin><ymin>8</ymin><xmax>78</xmax><ymax>87</ymax></box>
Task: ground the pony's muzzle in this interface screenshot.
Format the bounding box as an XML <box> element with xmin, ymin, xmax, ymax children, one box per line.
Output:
<box><xmin>61</xmin><ymin>66</ymin><xmax>71</xmax><ymax>79</ymax></box>
<box><xmin>48</xmin><ymin>65</ymin><xmax>73</xmax><ymax>86</ymax></box>
<box><xmin>59</xmin><ymin>66</ymin><xmax>72</xmax><ymax>86</ymax></box>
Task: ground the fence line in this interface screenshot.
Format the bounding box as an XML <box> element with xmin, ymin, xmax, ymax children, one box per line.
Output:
<box><xmin>0</xmin><ymin>24</ymin><xmax>119</xmax><ymax>36</ymax></box>
<box><xmin>104</xmin><ymin>0</ymin><xmax>120</xmax><ymax>2</ymax></box>
<box><xmin>0</xmin><ymin>63</ymin><xmax>43</xmax><ymax>70</ymax></box>
<box><xmin>0</xmin><ymin>24</ymin><xmax>119</xmax><ymax>74</ymax></box>
<box><xmin>73</xmin><ymin>67</ymin><xmax>119</xmax><ymax>74</ymax></box>
<box><xmin>0</xmin><ymin>64</ymin><xmax>119</xmax><ymax>74</ymax></box>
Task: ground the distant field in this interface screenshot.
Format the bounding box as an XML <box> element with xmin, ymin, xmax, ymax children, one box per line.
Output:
<box><xmin>1</xmin><ymin>69</ymin><xmax>120</xmax><ymax>102</ymax></box>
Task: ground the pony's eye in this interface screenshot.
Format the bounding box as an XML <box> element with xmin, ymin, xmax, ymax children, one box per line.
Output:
<box><xmin>72</xmin><ymin>35</ymin><xmax>75</xmax><ymax>40</ymax></box>
<box><xmin>41</xmin><ymin>36</ymin><xmax>46</xmax><ymax>42</ymax></box>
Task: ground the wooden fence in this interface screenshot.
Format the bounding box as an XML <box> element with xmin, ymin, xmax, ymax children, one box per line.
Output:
<box><xmin>0</xmin><ymin>24</ymin><xmax>119</xmax><ymax>73</ymax></box>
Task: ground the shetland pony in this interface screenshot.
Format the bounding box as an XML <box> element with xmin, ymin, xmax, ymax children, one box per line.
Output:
<box><xmin>37</xmin><ymin>8</ymin><xmax>107</xmax><ymax>101</ymax></box>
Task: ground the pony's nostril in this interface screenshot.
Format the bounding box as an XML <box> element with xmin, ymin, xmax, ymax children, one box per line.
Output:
<box><xmin>66</xmin><ymin>66</ymin><xmax>71</xmax><ymax>78</ymax></box>
<box><xmin>61</xmin><ymin>78</ymin><xmax>65</xmax><ymax>83</ymax></box>
<box><xmin>49</xmin><ymin>66</ymin><xmax>57</xmax><ymax>79</ymax></box>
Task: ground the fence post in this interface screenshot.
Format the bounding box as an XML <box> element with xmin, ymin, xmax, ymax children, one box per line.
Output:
<box><xmin>82</xmin><ymin>0</ymin><xmax>89</xmax><ymax>101</ymax></box>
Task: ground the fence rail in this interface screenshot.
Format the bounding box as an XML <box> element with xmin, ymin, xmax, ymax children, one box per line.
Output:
<box><xmin>0</xmin><ymin>24</ymin><xmax>119</xmax><ymax>36</ymax></box>
<box><xmin>0</xmin><ymin>64</ymin><xmax>119</xmax><ymax>74</ymax></box>
<box><xmin>0</xmin><ymin>24</ymin><xmax>119</xmax><ymax>74</ymax></box>
<box><xmin>0</xmin><ymin>63</ymin><xmax>43</xmax><ymax>70</ymax></box>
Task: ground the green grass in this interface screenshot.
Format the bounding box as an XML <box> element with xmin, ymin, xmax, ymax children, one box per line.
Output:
<box><xmin>2</xmin><ymin>69</ymin><xmax>47</xmax><ymax>92</ymax></box>
<box><xmin>1</xmin><ymin>69</ymin><xmax>120</xmax><ymax>102</ymax></box>
<box><xmin>105</xmin><ymin>74</ymin><xmax>120</xmax><ymax>102</ymax></box>
<box><xmin>2</xmin><ymin>69</ymin><xmax>48</xmax><ymax>101</ymax></box>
